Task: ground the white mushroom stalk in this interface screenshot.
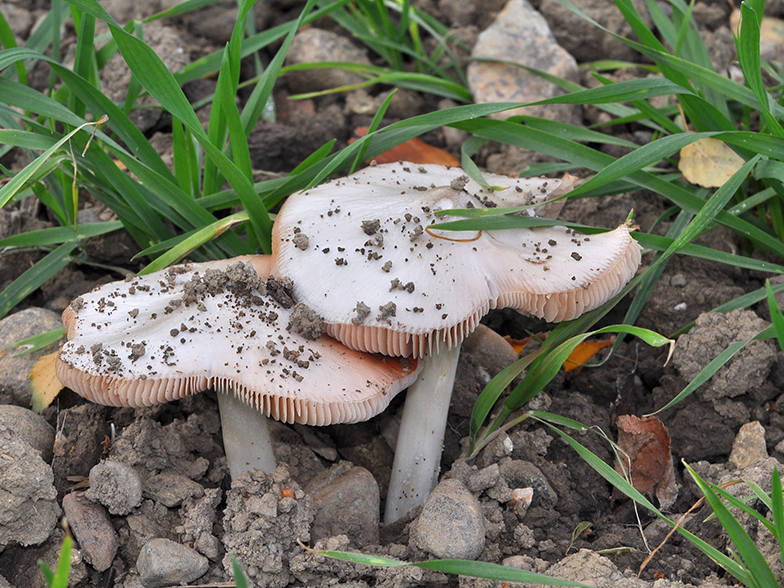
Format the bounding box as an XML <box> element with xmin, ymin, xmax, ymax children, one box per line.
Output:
<box><xmin>56</xmin><ymin>256</ymin><xmax>421</xmax><ymax>480</ymax></box>
<box><xmin>271</xmin><ymin>162</ymin><xmax>642</xmax><ymax>524</ymax></box>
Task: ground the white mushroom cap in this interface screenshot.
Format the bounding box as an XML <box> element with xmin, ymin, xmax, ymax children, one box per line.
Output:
<box><xmin>56</xmin><ymin>256</ymin><xmax>421</xmax><ymax>425</ymax></box>
<box><xmin>272</xmin><ymin>162</ymin><xmax>640</xmax><ymax>358</ymax></box>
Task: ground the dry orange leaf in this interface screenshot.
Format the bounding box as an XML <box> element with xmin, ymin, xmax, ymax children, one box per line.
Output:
<box><xmin>351</xmin><ymin>126</ymin><xmax>460</xmax><ymax>167</ymax></box>
<box><xmin>503</xmin><ymin>334</ymin><xmax>613</xmax><ymax>372</ymax></box>
<box><xmin>678</xmin><ymin>137</ymin><xmax>745</xmax><ymax>188</ymax></box>
<box><xmin>614</xmin><ymin>414</ymin><xmax>679</xmax><ymax>509</ymax></box>
<box><xmin>29</xmin><ymin>350</ymin><xmax>64</xmax><ymax>413</ymax></box>
<box><xmin>563</xmin><ymin>337</ymin><xmax>615</xmax><ymax>372</ymax></box>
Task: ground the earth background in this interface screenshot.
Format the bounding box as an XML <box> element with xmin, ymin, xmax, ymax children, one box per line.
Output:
<box><xmin>2</xmin><ymin>0</ymin><xmax>783</xmax><ymax>586</ymax></box>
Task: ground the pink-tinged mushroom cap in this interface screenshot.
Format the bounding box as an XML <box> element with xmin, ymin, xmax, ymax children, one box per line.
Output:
<box><xmin>272</xmin><ymin>162</ymin><xmax>640</xmax><ymax>358</ymax></box>
<box><xmin>56</xmin><ymin>256</ymin><xmax>421</xmax><ymax>426</ymax></box>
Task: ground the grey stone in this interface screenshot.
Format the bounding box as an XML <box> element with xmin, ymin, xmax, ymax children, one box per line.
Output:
<box><xmin>466</xmin><ymin>464</ymin><xmax>500</xmax><ymax>493</ymax></box>
<box><xmin>308</xmin><ymin>463</ymin><xmax>380</xmax><ymax>547</ymax></box>
<box><xmin>499</xmin><ymin>460</ymin><xmax>558</xmax><ymax>509</ymax></box>
<box><xmin>61</xmin><ymin>492</ymin><xmax>118</xmax><ymax>572</ymax></box>
<box><xmin>0</xmin><ymin>404</ymin><xmax>55</xmax><ymax>462</ymax></box>
<box><xmin>0</xmin><ymin>573</ymin><xmax>12</xmax><ymax>588</ymax></box>
<box><xmin>285</xmin><ymin>28</ymin><xmax>372</xmax><ymax>94</ymax></box>
<box><xmin>85</xmin><ymin>460</ymin><xmax>143</xmax><ymax>515</ymax></box>
<box><xmin>540</xmin><ymin>0</ymin><xmax>651</xmax><ymax>63</ymax></box>
<box><xmin>0</xmin><ymin>307</ymin><xmax>63</xmax><ymax>406</ymax></box>
<box><xmin>136</xmin><ymin>538</ymin><xmax>209</xmax><ymax>588</ymax></box>
<box><xmin>0</xmin><ymin>435</ymin><xmax>60</xmax><ymax>551</ymax></box>
<box><xmin>2</xmin><ymin>3</ymin><xmax>33</xmax><ymax>40</ymax></box>
<box><xmin>674</xmin><ymin>310</ymin><xmax>776</xmax><ymax>401</ymax></box>
<box><xmin>729</xmin><ymin>421</ymin><xmax>768</xmax><ymax>470</ymax></box>
<box><xmin>414</xmin><ymin>479</ymin><xmax>486</xmax><ymax>560</ymax></box>
<box><xmin>143</xmin><ymin>472</ymin><xmax>204</xmax><ymax>508</ymax></box>
<box><xmin>467</xmin><ymin>0</ymin><xmax>581</xmax><ymax>125</ymax></box>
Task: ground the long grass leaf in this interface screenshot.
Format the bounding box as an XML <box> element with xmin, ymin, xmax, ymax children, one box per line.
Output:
<box><xmin>0</xmin><ymin>243</ymin><xmax>77</xmax><ymax>320</ymax></box>
<box><xmin>0</xmin><ymin>221</ymin><xmax>122</xmax><ymax>247</ymax></box>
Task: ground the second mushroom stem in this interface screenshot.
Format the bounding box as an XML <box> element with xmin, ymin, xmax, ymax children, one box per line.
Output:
<box><xmin>218</xmin><ymin>391</ymin><xmax>277</xmax><ymax>479</ymax></box>
<box><xmin>384</xmin><ymin>344</ymin><xmax>462</xmax><ymax>525</ymax></box>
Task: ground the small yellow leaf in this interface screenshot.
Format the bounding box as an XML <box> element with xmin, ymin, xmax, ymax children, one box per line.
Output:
<box><xmin>29</xmin><ymin>351</ymin><xmax>64</xmax><ymax>413</ymax></box>
<box><xmin>678</xmin><ymin>137</ymin><xmax>745</xmax><ymax>188</ymax></box>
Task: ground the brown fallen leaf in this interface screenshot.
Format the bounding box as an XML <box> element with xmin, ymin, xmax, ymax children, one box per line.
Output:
<box><xmin>678</xmin><ymin>137</ymin><xmax>745</xmax><ymax>188</ymax></box>
<box><xmin>613</xmin><ymin>414</ymin><xmax>679</xmax><ymax>509</ymax></box>
<box><xmin>30</xmin><ymin>350</ymin><xmax>64</xmax><ymax>413</ymax></box>
<box><xmin>351</xmin><ymin>126</ymin><xmax>460</xmax><ymax>167</ymax></box>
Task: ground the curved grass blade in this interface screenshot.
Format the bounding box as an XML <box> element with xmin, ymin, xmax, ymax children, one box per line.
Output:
<box><xmin>0</xmin><ymin>221</ymin><xmax>122</xmax><ymax>248</ymax></box>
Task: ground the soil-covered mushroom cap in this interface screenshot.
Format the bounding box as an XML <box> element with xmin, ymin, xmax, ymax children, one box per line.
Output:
<box><xmin>56</xmin><ymin>256</ymin><xmax>420</xmax><ymax>426</ymax></box>
<box><xmin>272</xmin><ymin>162</ymin><xmax>640</xmax><ymax>358</ymax></box>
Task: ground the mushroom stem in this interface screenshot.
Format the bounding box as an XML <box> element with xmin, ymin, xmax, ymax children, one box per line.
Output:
<box><xmin>217</xmin><ymin>391</ymin><xmax>276</xmax><ymax>478</ymax></box>
<box><xmin>384</xmin><ymin>344</ymin><xmax>462</xmax><ymax>525</ymax></box>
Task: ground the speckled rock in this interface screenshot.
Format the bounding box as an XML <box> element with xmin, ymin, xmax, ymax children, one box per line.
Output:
<box><xmin>0</xmin><ymin>404</ymin><xmax>55</xmax><ymax>463</ymax></box>
<box><xmin>414</xmin><ymin>478</ymin><xmax>486</xmax><ymax>560</ymax></box>
<box><xmin>61</xmin><ymin>492</ymin><xmax>118</xmax><ymax>572</ymax></box>
<box><xmin>467</xmin><ymin>0</ymin><xmax>581</xmax><ymax>124</ymax></box>
<box><xmin>85</xmin><ymin>460</ymin><xmax>143</xmax><ymax>516</ymax></box>
<box><xmin>307</xmin><ymin>462</ymin><xmax>380</xmax><ymax>548</ymax></box>
<box><xmin>674</xmin><ymin>310</ymin><xmax>777</xmax><ymax>401</ymax></box>
<box><xmin>136</xmin><ymin>538</ymin><xmax>209</xmax><ymax>588</ymax></box>
<box><xmin>285</xmin><ymin>28</ymin><xmax>372</xmax><ymax>94</ymax></box>
<box><xmin>0</xmin><ymin>434</ymin><xmax>60</xmax><ymax>551</ymax></box>
<box><xmin>729</xmin><ymin>421</ymin><xmax>768</xmax><ymax>470</ymax></box>
<box><xmin>0</xmin><ymin>307</ymin><xmax>63</xmax><ymax>406</ymax></box>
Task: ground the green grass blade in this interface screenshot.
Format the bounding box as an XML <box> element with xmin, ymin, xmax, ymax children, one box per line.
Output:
<box><xmin>350</xmin><ymin>89</ymin><xmax>395</xmax><ymax>174</ymax></box>
<box><xmin>772</xmin><ymin>468</ymin><xmax>784</xmax><ymax>570</ymax></box>
<box><xmin>685</xmin><ymin>463</ymin><xmax>779</xmax><ymax>588</ymax></box>
<box><xmin>0</xmin><ymin>221</ymin><xmax>122</xmax><ymax>247</ymax></box>
<box><xmin>738</xmin><ymin>3</ymin><xmax>784</xmax><ymax>137</ymax></box>
<box><xmin>9</xmin><ymin>328</ymin><xmax>66</xmax><ymax>356</ymax></box>
<box><xmin>766</xmin><ymin>280</ymin><xmax>784</xmax><ymax>354</ymax></box>
<box><xmin>0</xmin><ymin>243</ymin><xmax>77</xmax><ymax>320</ymax></box>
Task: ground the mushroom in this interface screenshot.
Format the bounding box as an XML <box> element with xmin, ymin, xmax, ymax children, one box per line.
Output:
<box><xmin>56</xmin><ymin>255</ymin><xmax>421</xmax><ymax>479</ymax></box>
<box><xmin>271</xmin><ymin>162</ymin><xmax>641</xmax><ymax>523</ymax></box>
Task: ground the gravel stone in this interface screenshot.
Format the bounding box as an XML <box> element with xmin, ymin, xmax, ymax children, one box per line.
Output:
<box><xmin>0</xmin><ymin>434</ymin><xmax>60</xmax><ymax>551</ymax></box>
<box><xmin>729</xmin><ymin>421</ymin><xmax>768</xmax><ymax>470</ymax></box>
<box><xmin>0</xmin><ymin>404</ymin><xmax>55</xmax><ymax>463</ymax></box>
<box><xmin>414</xmin><ymin>478</ymin><xmax>486</xmax><ymax>560</ymax></box>
<box><xmin>466</xmin><ymin>464</ymin><xmax>500</xmax><ymax>493</ymax></box>
<box><xmin>136</xmin><ymin>538</ymin><xmax>209</xmax><ymax>588</ymax></box>
<box><xmin>61</xmin><ymin>492</ymin><xmax>118</xmax><ymax>572</ymax></box>
<box><xmin>0</xmin><ymin>307</ymin><xmax>63</xmax><ymax>406</ymax></box>
<box><xmin>308</xmin><ymin>463</ymin><xmax>380</xmax><ymax>547</ymax></box>
<box><xmin>467</xmin><ymin>0</ymin><xmax>581</xmax><ymax>124</ymax></box>
<box><xmin>85</xmin><ymin>460</ymin><xmax>143</xmax><ymax>515</ymax></box>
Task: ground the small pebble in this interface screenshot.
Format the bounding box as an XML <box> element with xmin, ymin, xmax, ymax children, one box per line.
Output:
<box><xmin>466</xmin><ymin>463</ymin><xmax>500</xmax><ymax>493</ymax></box>
<box><xmin>85</xmin><ymin>460</ymin><xmax>142</xmax><ymax>515</ymax></box>
<box><xmin>309</xmin><ymin>465</ymin><xmax>380</xmax><ymax>547</ymax></box>
<box><xmin>137</xmin><ymin>538</ymin><xmax>208</xmax><ymax>588</ymax></box>
<box><xmin>415</xmin><ymin>479</ymin><xmax>486</xmax><ymax>560</ymax></box>
<box><xmin>62</xmin><ymin>492</ymin><xmax>119</xmax><ymax>572</ymax></box>
<box><xmin>729</xmin><ymin>421</ymin><xmax>768</xmax><ymax>470</ymax></box>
